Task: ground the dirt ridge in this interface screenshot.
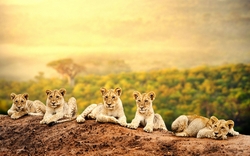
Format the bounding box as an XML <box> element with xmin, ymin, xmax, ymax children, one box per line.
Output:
<box><xmin>0</xmin><ymin>115</ymin><xmax>249</xmax><ymax>156</ymax></box>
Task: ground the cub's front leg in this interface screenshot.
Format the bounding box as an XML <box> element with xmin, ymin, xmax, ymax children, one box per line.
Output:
<box><xmin>127</xmin><ymin>115</ymin><xmax>141</xmax><ymax>129</ymax></box>
<box><xmin>76</xmin><ymin>104</ymin><xmax>98</xmax><ymax>123</ymax></box>
<box><xmin>65</xmin><ymin>97</ymin><xmax>77</xmax><ymax>119</ymax></box>
<box><xmin>7</xmin><ymin>108</ymin><xmax>16</xmax><ymax>116</ymax></box>
<box><xmin>229</xmin><ymin>128</ymin><xmax>239</xmax><ymax>136</ymax></box>
<box><xmin>46</xmin><ymin>112</ymin><xmax>64</xmax><ymax>124</ymax></box>
<box><xmin>143</xmin><ymin>115</ymin><xmax>154</xmax><ymax>133</ymax></box>
<box><xmin>76</xmin><ymin>115</ymin><xmax>85</xmax><ymax>123</ymax></box>
<box><xmin>7</xmin><ymin>106</ymin><xmax>27</xmax><ymax>119</ymax></box>
<box><xmin>96</xmin><ymin>114</ymin><xmax>119</xmax><ymax>124</ymax></box>
<box><xmin>118</xmin><ymin>115</ymin><xmax>127</xmax><ymax>127</ymax></box>
<box><xmin>197</xmin><ymin>127</ymin><xmax>215</xmax><ymax>139</ymax></box>
<box><xmin>40</xmin><ymin>112</ymin><xmax>53</xmax><ymax>124</ymax></box>
<box><xmin>40</xmin><ymin>107</ymin><xmax>63</xmax><ymax>124</ymax></box>
<box><xmin>11</xmin><ymin>111</ymin><xmax>27</xmax><ymax>119</ymax></box>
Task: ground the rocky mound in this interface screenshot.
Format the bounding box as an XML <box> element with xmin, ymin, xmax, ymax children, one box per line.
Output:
<box><xmin>0</xmin><ymin>115</ymin><xmax>249</xmax><ymax>156</ymax></box>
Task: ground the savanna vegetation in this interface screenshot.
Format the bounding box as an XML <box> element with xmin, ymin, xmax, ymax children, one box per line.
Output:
<box><xmin>0</xmin><ymin>63</ymin><xmax>249</xmax><ymax>134</ymax></box>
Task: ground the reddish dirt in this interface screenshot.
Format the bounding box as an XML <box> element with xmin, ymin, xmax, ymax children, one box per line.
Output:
<box><xmin>0</xmin><ymin>115</ymin><xmax>250</xmax><ymax>156</ymax></box>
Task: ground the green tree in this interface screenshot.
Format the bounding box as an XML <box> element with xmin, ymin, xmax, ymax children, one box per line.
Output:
<box><xmin>47</xmin><ymin>58</ymin><xmax>84</xmax><ymax>87</ymax></box>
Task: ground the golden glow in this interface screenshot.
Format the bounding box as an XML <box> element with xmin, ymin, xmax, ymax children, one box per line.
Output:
<box><xmin>0</xmin><ymin>0</ymin><xmax>249</xmax><ymax>80</ymax></box>
<box><xmin>0</xmin><ymin>0</ymin><xmax>208</xmax><ymax>56</ymax></box>
<box><xmin>0</xmin><ymin>0</ymin><xmax>43</xmax><ymax>5</ymax></box>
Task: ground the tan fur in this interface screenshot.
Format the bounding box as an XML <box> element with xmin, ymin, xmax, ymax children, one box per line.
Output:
<box><xmin>197</xmin><ymin>116</ymin><xmax>239</xmax><ymax>140</ymax></box>
<box><xmin>172</xmin><ymin>115</ymin><xmax>239</xmax><ymax>139</ymax></box>
<box><xmin>127</xmin><ymin>91</ymin><xmax>167</xmax><ymax>133</ymax></box>
<box><xmin>40</xmin><ymin>88</ymin><xmax>77</xmax><ymax>125</ymax></box>
<box><xmin>76</xmin><ymin>87</ymin><xmax>127</xmax><ymax>127</ymax></box>
<box><xmin>7</xmin><ymin>93</ymin><xmax>46</xmax><ymax>119</ymax></box>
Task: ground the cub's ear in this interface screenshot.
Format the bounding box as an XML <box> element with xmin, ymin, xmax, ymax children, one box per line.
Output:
<box><xmin>46</xmin><ymin>90</ymin><xmax>52</xmax><ymax>96</ymax></box>
<box><xmin>148</xmin><ymin>91</ymin><xmax>156</xmax><ymax>101</ymax></box>
<box><xmin>10</xmin><ymin>93</ymin><xmax>16</xmax><ymax>100</ymax></box>
<box><xmin>115</xmin><ymin>87</ymin><xmax>122</xmax><ymax>96</ymax></box>
<box><xmin>226</xmin><ymin>120</ymin><xmax>234</xmax><ymax>129</ymax></box>
<box><xmin>133</xmin><ymin>91</ymin><xmax>141</xmax><ymax>100</ymax></box>
<box><xmin>59</xmin><ymin>88</ymin><xmax>66</xmax><ymax>96</ymax></box>
<box><xmin>23</xmin><ymin>93</ymin><xmax>29</xmax><ymax>100</ymax></box>
<box><xmin>210</xmin><ymin>116</ymin><xmax>219</xmax><ymax>124</ymax></box>
<box><xmin>100</xmin><ymin>87</ymin><xmax>107</xmax><ymax>96</ymax></box>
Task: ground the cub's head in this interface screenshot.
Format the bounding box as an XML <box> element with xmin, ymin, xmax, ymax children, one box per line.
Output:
<box><xmin>208</xmin><ymin>116</ymin><xmax>235</xmax><ymax>140</ymax></box>
<box><xmin>133</xmin><ymin>91</ymin><xmax>155</xmax><ymax>114</ymax></box>
<box><xmin>101</xmin><ymin>87</ymin><xmax>122</xmax><ymax>110</ymax></box>
<box><xmin>46</xmin><ymin>88</ymin><xmax>66</xmax><ymax>108</ymax></box>
<box><xmin>10</xmin><ymin>93</ymin><xmax>29</xmax><ymax>111</ymax></box>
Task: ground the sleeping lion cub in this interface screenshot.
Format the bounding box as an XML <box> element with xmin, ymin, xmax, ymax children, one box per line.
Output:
<box><xmin>172</xmin><ymin>115</ymin><xmax>239</xmax><ymax>139</ymax></box>
<box><xmin>7</xmin><ymin>93</ymin><xmax>46</xmax><ymax>119</ymax></box>
<box><xmin>76</xmin><ymin>87</ymin><xmax>127</xmax><ymax>127</ymax></box>
<box><xmin>40</xmin><ymin>88</ymin><xmax>77</xmax><ymax>126</ymax></box>
<box><xmin>127</xmin><ymin>91</ymin><xmax>167</xmax><ymax>133</ymax></box>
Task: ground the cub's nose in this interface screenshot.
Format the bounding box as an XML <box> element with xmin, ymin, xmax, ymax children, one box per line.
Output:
<box><xmin>214</xmin><ymin>132</ymin><xmax>218</xmax><ymax>136</ymax></box>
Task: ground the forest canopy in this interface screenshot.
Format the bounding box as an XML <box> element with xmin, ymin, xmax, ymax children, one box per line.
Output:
<box><xmin>0</xmin><ymin>63</ymin><xmax>249</xmax><ymax>134</ymax></box>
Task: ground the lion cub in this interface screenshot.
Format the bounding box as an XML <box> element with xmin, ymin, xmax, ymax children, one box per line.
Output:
<box><xmin>197</xmin><ymin>116</ymin><xmax>239</xmax><ymax>140</ymax></box>
<box><xmin>127</xmin><ymin>91</ymin><xmax>167</xmax><ymax>133</ymax></box>
<box><xmin>40</xmin><ymin>88</ymin><xmax>77</xmax><ymax>126</ymax></box>
<box><xmin>172</xmin><ymin>115</ymin><xmax>239</xmax><ymax>139</ymax></box>
<box><xmin>76</xmin><ymin>87</ymin><xmax>127</xmax><ymax>127</ymax></box>
<box><xmin>7</xmin><ymin>93</ymin><xmax>46</xmax><ymax>119</ymax></box>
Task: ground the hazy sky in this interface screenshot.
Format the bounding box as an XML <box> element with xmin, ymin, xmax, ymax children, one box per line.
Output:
<box><xmin>0</xmin><ymin>0</ymin><xmax>250</xmax><ymax>80</ymax></box>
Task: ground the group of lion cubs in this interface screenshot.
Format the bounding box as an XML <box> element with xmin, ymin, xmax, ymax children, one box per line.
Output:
<box><xmin>8</xmin><ymin>87</ymin><xmax>239</xmax><ymax>140</ymax></box>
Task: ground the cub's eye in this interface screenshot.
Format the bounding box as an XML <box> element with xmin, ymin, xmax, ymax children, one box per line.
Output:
<box><xmin>49</xmin><ymin>95</ymin><xmax>53</xmax><ymax>98</ymax></box>
<box><xmin>105</xmin><ymin>96</ymin><xmax>108</xmax><ymax>99</ymax></box>
<box><xmin>137</xmin><ymin>100</ymin><xmax>141</xmax><ymax>102</ymax></box>
<box><xmin>214</xmin><ymin>125</ymin><xmax>217</xmax><ymax>128</ymax></box>
<box><xmin>21</xmin><ymin>100</ymin><xmax>24</xmax><ymax>103</ymax></box>
<box><xmin>15</xmin><ymin>100</ymin><xmax>18</xmax><ymax>103</ymax></box>
<box><xmin>112</xmin><ymin>96</ymin><xmax>116</xmax><ymax>99</ymax></box>
<box><xmin>145</xmin><ymin>100</ymin><xmax>148</xmax><ymax>103</ymax></box>
<box><xmin>56</xmin><ymin>96</ymin><xmax>60</xmax><ymax>99</ymax></box>
<box><xmin>221</xmin><ymin>127</ymin><xmax>225</xmax><ymax>129</ymax></box>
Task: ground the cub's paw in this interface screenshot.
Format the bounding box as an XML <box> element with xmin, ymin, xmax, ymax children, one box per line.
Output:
<box><xmin>118</xmin><ymin>120</ymin><xmax>127</xmax><ymax>127</ymax></box>
<box><xmin>175</xmin><ymin>132</ymin><xmax>188</xmax><ymax>137</ymax></box>
<box><xmin>11</xmin><ymin>114</ymin><xmax>21</xmax><ymax>119</ymax></box>
<box><xmin>40</xmin><ymin>120</ymin><xmax>47</xmax><ymax>124</ymax></box>
<box><xmin>197</xmin><ymin>133</ymin><xmax>215</xmax><ymax>139</ymax></box>
<box><xmin>127</xmin><ymin>124</ymin><xmax>138</xmax><ymax>129</ymax></box>
<box><xmin>221</xmin><ymin>135</ymin><xmax>227</xmax><ymax>140</ymax></box>
<box><xmin>143</xmin><ymin>126</ymin><xmax>153</xmax><ymax>133</ymax></box>
<box><xmin>230</xmin><ymin>131</ymin><xmax>239</xmax><ymax>136</ymax></box>
<box><xmin>110</xmin><ymin>117</ymin><xmax>119</xmax><ymax>123</ymax></box>
<box><xmin>88</xmin><ymin>113</ymin><xmax>95</xmax><ymax>119</ymax></box>
<box><xmin>76</xmin><ymin>116</ymin><xmax>85</xmax><ymax>123</ymax></box>
<box><xmin>159</xmin><ymin>128</ymin><xmax>168</xmax><ymax>133</ymax></box>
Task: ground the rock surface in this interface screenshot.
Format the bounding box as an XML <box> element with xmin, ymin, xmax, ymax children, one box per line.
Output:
<box><xmin>0</xmin><ymin>115</ymin><xmax>249</xmax><ymax>156</ymax></box>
